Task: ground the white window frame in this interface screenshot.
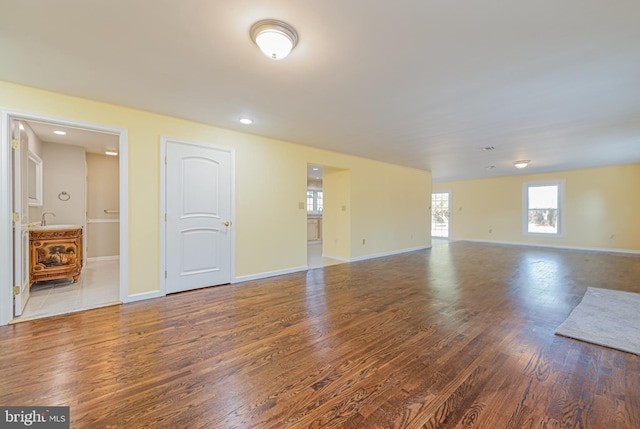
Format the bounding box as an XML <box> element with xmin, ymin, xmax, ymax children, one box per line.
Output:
<box><xmin>307</xmin><ymin>189</ymin><xmax>323</xmax><ymax>214</ymax></box>
<box><xmin>431</xmin><ymin>190</ymin><xmax>451</xmax><ymax>238</ymax></box>
<box><xmin>522</xmin><ymin>179</ymin><xmax>565</xmax><ymax>237</ymax></box>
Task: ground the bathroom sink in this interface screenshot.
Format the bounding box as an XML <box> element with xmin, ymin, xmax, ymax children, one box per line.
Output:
<box><xmin>31</xmin><ymin>224</ymin><xmax>81</xmax><ymax>230</ymax></box>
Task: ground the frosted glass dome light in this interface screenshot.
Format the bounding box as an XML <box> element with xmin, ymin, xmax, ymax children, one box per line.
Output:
<box><xmin>251</xmin><ymin>20</ymin><xmax>298</xmax><ymax>60</ymax></box>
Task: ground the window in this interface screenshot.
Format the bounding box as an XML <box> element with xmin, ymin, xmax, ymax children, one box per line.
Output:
<box><xmin>431</xmin><ymin>191</ymin><xmax>450</xmax><ymax>238</ymax></box>
<box><xmin>307</xmin><ymin>191</ymin><xmax>314</xmax><ymax>212</ymax></box>
<box><xmin>523</xmin><ymin>180</ymin><xmax>564</xmax><ymax>236</ymax></box>
<box><xmin>307</xmin><ymin>190</ymin><xmax>323</xmax><ymax>214</ymax></box>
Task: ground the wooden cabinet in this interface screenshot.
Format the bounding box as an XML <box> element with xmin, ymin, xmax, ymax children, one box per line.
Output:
<box><xmin>30</xmin><ymin>226</ymin><xmax>83</xmax><ymax>287</ymax></box>
<box><xmin>307</xmin><ymin>218</ymin><xmax>322</xmax><ymax>241</ymax></box>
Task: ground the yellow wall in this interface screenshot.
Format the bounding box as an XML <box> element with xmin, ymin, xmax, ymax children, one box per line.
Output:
<box><xmin>350</xmin><ymin>162</ymin><xmax>431</xmax><ymax>257</ymax></box>
<box><xmin>322</xmin><ymin>167</ymin><xmax>351</xmax><ymax>259</ymax></box>
<box><xmin>86</xmin><ymin>153</ymin><xmax>120</xmax><ymax>258</ymax></box>
<box><xmin>434</xmin><ymin>163</ymin><xmax>640</xmax><ymax>251</ymax></box>
<box><xmin>1</xmin><ymin>81</ymin><xmax>432</xmax><ymax>295</ymax></box>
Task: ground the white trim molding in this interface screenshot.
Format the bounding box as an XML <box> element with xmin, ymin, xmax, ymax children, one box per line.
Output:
<box><xmin>0</xmin><ymin>108</ymin><xmax>129</xmax><ymax>325</ymax></box>
<box><xmin>459</xmin><ymin>238</ymin><xmax>640</xmax><ymax>255</ymax></box>
<box><xmin>522</xmin><ymin>179</ymin><xmax>565</xmax><ymax>238</ymax></box>
<box><xmin>348</xmin><ymin>245</ymin><xmax>433</xmax><ymax>262</ymax></box>
<box><xmin>235</xmin><ymin>245</ymin><xmax>434</xmax><ymax>283</ymax></box>
<box><xmin>87</xmin><ymin>218</ymin><xmax>120</xmax><ymax>224</ymax></box>
<box><xmin>323</xmin><ymin>245</ymin><xmax>433</xmax><ymax>264</ymax></box>
<box><xmin>431</xmin><ymin>189</ymin><xmax>452</xmax><ymax>239</ymax></box>
<box><xmin>233</xmin><ymin>265</ymin><xmax>308</xmax><ymax>283</ymax></box>
<box><xmin>125</xmin><ymin>290</ymin><xmax>165</xmax><ymax>303</ymax></box>
<box><xmin>0</xmin><ymin>111</ymin><xmax>12</xmax><ymax>325</ymax></box>
<box><xmin>321</xmin><ymin>253</ymin><xmax>350</xmax><ymax>262</ymax></box>
<box><xmin>117</xmin><ymin>129</ymin><xmax>129</xmax><ymax>305</ymax></box>
<box><xmin>87</xmin><ymin>255</ymin><xmax>120</xmax><ymax>262</ymax></box>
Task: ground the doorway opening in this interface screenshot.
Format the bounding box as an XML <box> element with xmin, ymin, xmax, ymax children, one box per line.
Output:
<box><xmin>431</xmin><ymin>191</ymin><xmax>451</xmax><ymax>238</ymax></box>
<box><xmin>1</xmin><ymin>111</ymin><xmax>128</xmax><ymax>325</ymax></box>
<box><xmin>306</xmin><ymin>164</ymin><xmax>343</xmax><ymax>269</ymax></box>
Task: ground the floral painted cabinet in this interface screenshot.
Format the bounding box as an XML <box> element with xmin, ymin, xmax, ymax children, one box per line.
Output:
<box><xmin>29</xmin><ymin>226</ymin><xmax>83</xmax><ymax>286</ymax></box>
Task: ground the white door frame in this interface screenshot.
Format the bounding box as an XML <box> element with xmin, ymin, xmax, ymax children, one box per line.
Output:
<box><xmin>159</xmin><ymin>136</ymin><xmax>236</xmax><ymax>295</ymax></box>
<box><xmin>0</xmin><ymin>108</ymin><xmax>129</xmax><ymax>326</ymax></box>
<box><xmin>431</xmin><ymin>190</ymin><xmax>452</xmax><ymax>239</ymax></box>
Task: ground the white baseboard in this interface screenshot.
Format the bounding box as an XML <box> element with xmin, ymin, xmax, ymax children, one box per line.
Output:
<box><xmin>124</xmin><ymin>266</ymin><xmax>310</xmax><ymax>303</ymax></box>
<box><xmin>87</xmin><ymin>255</ymin><xmax>120</xmax><ymax>262</ymax></box>
<box><xmin>233</xmin><ymin>265</ymin><xmax>309</xmax><ymax>283</ymax></box>
<box><xmin>325</xmin><ymin>245</ymin><xmax>432</xmax><ymax>263</ymax></box>
<box><xmin>124</xmin><ymin>290</ymin><xmax>164</xmax><ymax>303</ymax></box>
<box><xmin>348</xmin><ymin>245</ymin><xmax>432</xmax><ymax>262</ymax></box>
<box><xmin>321</xmin><ymin>253</ymin><xmax>350</xmax><ymax>262</ymax></box>
<box><xmin>459</xmin><ymin>238</ymin><xmax>640</xmax><ymax>255</ymax></box>
<box><xmin>234</xmin><ymin>245</ymin><xmax>434</xmax><ymax>284</ymax></box>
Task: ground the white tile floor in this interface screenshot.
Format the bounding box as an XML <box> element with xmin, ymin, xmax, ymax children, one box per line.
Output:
<box><xmin>307</xmin><ymin>241</ymin><xmax>344</xmax><ymax>269</ymax></box>
<box><xmin>16</xmin><ymin>259</ymin><xmax>120</xmax><ymax>322</ymax></box>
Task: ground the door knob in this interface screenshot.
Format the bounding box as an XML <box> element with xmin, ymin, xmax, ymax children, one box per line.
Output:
<box><xmin>223</xmin><ymin>221</ymin><xmax>230</xmax><ymax>227</ymax></box>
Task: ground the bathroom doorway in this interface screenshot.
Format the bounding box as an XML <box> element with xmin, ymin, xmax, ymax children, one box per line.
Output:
<box><xmin>0</xmin><ymin>110</ymin><xmax>128</xmax><ymax>324</ymax></box>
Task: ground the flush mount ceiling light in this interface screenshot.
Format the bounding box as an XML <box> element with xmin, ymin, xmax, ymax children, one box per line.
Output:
<box><xmin>53</xmin><ymin>130</ymin><xmax>67</xmax><ymax>135</ymax></box>
<box><xmin>250</xmin><ymin>19</ymin><xmax>298</xmax><ymax>60</ymax></box>
<box><xmin>514</xmin><ymin>160</ymin><xmax>530</xmax><ymax>169</ymax></box>
<box><xmin>239</xmin><ymin>118</ymin><xmax>253</xmax><ymax>125</ymax></box>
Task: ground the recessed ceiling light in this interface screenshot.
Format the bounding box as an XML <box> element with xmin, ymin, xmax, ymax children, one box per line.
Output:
<box><xmin>514</xmin><ymin>160</ymin><xmax>530</xmax><ymax>169</ymax></box>
<box><xmin>239</xmin><ymin>118</ymin><xmax>253</xmax><ymax>125</ymax></box>
<box><xmin>480</xmin><ymin>146</ymin><xmax>495</xmax><ymax>151</ymax></box>
<box><xmin>19</xmin><ymin>123</ymin><xmax>25</xmax><ymax>130</ymax></box>
<box><xmin>105</xmin><ymin>150</ymin><xmax>118</xmax><ymax>156</ymax></box>
<box><xmin>54</xmin><ymin>130</ymin><xmax>67</xmax><ymax>135</ymax></box>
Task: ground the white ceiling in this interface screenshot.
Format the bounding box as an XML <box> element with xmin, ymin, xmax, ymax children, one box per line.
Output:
<box><xmin>1</xmin><ymin>1</ymin><xmax>639</xmax><ymax>181</ymax></box>
<box><xmin>22</xmin><ymin>120</ymin><xmax>119</xmax><ymax>155</ymax></box>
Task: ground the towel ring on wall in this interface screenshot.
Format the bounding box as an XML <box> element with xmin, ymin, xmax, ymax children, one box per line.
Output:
<box><xmin>58</xmin><ymin>191</ymin><xmax>70</xmax><ymax>201</ymax></box>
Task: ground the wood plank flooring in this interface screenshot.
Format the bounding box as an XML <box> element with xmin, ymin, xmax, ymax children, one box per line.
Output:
<box><xmin>1</xmin><ymin>241</ymin><xmax>639</xmax><ymax>428</ymax></box>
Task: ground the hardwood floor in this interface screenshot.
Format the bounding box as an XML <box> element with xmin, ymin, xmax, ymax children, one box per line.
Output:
<box><xmin>1</xmin><ymin>241</ymin><xmax>639</xmax><ymax>428</ymax></box>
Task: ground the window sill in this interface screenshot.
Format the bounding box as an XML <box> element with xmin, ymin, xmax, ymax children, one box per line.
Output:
<box><xmin>523</xmin><ymin>232</ymin><xmax>564</xmax><ymax>238</ymax></box>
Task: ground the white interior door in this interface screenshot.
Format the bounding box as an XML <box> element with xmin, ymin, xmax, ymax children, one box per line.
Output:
<box><xmin>12</xmin><ymin>119</ymin><xmax>29</xmax><ymax>315</ymax></box>
<box><xmin>165</xmin><ymin>140</ymin><xmax>232</xmax><ymax>293</ymax></box>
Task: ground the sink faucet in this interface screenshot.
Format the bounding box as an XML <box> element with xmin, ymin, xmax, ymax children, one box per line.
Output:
<box><xmin>41</xmin><ymin>211</ymin><xmax>56</xmax><ymax>226</ymax></box>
